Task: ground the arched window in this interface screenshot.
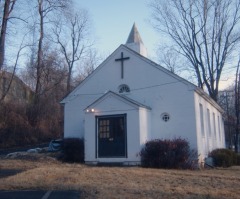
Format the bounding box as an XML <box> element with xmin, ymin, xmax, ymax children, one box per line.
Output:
<box><xmin>118</xmin><ymin>84</ymin><xmax>130</xmax><ymax>93</ymax></box>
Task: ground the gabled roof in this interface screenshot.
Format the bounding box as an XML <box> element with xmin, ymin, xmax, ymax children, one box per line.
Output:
<box><xmin>120</xmin><ymin>45</ymin><xmax>224</xmax><ymax>113</ymax></box>
<box><xmin>61</xmin><ymin>44</ymin><xmax>191</xmax><ymax>104</ymax></box>
<box><xmin>126</xmin><ymin>23</ymin><xmax>144</xmax><ymax>45</ymax></box>
<box><xmin>85</xmin><ymin>91</ymin><xmax>151</xmax><ymax>111</ymax></box>
<box><xmin>61</xmin><ymin>44</ymin><xmax>223</xmax><ymax>113</ymax></box>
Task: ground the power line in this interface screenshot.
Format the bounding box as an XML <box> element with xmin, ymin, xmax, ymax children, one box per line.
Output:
<box><xmin>65</xmin><ymin>79</ymin><xmax>187</xmax><ymax>103</ymax></box>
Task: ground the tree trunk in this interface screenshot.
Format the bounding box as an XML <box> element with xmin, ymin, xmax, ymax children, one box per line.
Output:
<box><xmin>66</xmin><ymin>70</ymin><xmax>71</xmax><ymax>93</ymax></box>
<box><xmin>0</xmin><ymin>0</ymin><xmax>11</xmax><ymax>70</ymax></box>
<box><xmin>29</xmin><ymin>0</ymin><xmax>44</xmax><ymax>126</ymax></box>
<box><xmin>35</xmin><ymin>0</ymin><xmax>44</xmax><ymax>100</ymax></box>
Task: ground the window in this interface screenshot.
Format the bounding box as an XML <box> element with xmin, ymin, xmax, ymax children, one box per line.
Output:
<box><xmin>161</xmin><ymin>113</ymin><xmax>170</xmax><ymax>122</ymax></box>
<box><xmin>213</xmin><ymin>113</ymin><xmax>217</xmax><ymax>139</ymax></box>
<box><xmin>118</xmin><ymin>84</ymin><xmax>130</xmax><ymax>93</ymax></box>
<box><xmin>199</xmin><ymin>104</ymin><xmax>205</xmax><ymax>137</ymax></box>
<box><xmin>207</xmin><ymin>109</ymin><xmax>211</xmax><ymax>137</ymax></box>
<box><xmin>99</xmin><ymin>119</ymin><xmax>110</xmax><ymax>138</ymax></box>
<box><xmin>218</xmin><ymin>116</ymin><xmax>222</xmax><ymax>141</ymax></box>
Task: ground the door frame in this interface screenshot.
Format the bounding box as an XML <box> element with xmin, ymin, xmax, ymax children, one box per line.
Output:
<box><xmin>95</xmin><ymin>114</ymin><xmax>127</xmax><ymax>158</ymax></box>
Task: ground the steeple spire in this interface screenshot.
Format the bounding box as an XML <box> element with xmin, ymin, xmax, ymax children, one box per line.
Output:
<box><xmin>125</xmin><ymin>23</ymin><xmax>147</xmax><ymax>57</ymax></box>
<box><xmin>126</xmin><ymin>23</ymin><xmax>144</xmax><ymax>44</ymax></box>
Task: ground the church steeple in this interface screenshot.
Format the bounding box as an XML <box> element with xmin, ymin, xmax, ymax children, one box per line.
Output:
<box><xmin>125</xmin><ymin>23</ymin><xmax>148</xmax><ymax>57</ymax></box>
<box><xmin>126</xmin><ymin>23</ymin><xmax>144</xmax><ymax>44</ymax></box>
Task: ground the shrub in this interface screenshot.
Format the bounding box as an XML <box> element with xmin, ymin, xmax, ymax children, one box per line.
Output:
<box><xmin>140</xmin><ymin>138</ymin><xmax>197</xmax><ymax>169</ymax></box>
<box><xmin>0</xmin><ymin>102</ymin><xmax>36</xmax><ymax>148</ymax></box>
<box><xmin>0</xmin><ymin>100</ymin><xmax>63</xmax><ymax>148</ymax></box>
<box><xmin>62</xmin><ymin>138</ymin><xmax>84</xmax><ymax>163</ymax></box>
<box><xmin>237</xmin><ymin>154</ymin><xmax>240</xmax><ymax>166</ymax></box>
<box><xmin>209</xmin><ymin>148</ymin><xmax>237</xmax><ymax>167</ymax></box>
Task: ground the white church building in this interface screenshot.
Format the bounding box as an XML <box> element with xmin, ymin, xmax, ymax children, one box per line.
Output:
<box><xmin>61</xmin><ymin>24</ymin><xmax>225</xmax><ymax>165</ymax></box>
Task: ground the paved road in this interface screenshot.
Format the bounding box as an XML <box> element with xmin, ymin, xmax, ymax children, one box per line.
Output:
<box><xmin>0</xmin><ymin>190</ymin><xmax>80</xmax><ymax>199</ymax></box>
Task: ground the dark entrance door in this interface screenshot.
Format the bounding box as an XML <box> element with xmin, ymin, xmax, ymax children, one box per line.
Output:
<box><xmin>97</xmin><ymin>114</ymin><xmax>126</xmax><ymax>158</ymax></box>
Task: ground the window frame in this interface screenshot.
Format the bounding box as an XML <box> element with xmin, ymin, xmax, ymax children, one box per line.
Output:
<box><xmin>118</xmin><ymin>84</ymin><xmax>130</xmax><ymax>93</ymax></box>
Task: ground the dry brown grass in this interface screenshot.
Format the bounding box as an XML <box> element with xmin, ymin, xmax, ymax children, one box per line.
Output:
<box><xmin>0</xmin><ymin>155</ymin><xmax>240</xmax><ymax>199</ymax></box>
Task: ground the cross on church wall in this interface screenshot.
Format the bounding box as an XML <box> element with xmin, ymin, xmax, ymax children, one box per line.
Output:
<box><xmin>115</xmin><ymin>52</ymin><xmax>130</xmax><ymax>79</ymax></box>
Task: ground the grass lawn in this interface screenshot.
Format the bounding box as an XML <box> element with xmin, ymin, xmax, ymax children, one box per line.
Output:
<box><xmin>0</xmin><ymin>154</ymin><xmax>239</xmax><ymax>199</ymax></box>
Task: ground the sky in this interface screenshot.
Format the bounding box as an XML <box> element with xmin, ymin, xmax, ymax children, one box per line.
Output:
<box><xmin>75</xmin><ymin>0</ymin><xmax>159</xmax><ymax>59</ymax></box>
<box><xmin>73</xmin><ymin>0</ymin><xmax>236</xmax><ymax>90</ymax></box>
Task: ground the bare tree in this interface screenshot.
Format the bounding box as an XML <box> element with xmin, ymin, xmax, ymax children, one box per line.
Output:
<box><xmin>25</xmin><ymin>43</ymin><xmax>68</xmax><ymax>130</ymax></box>
<box><xmin>157</xmin><ymin>45</ymin><xmax>186</xmax><ymax>75</ymax></box>
<box><xmin>0</xmin><ymin>37</ymin><xmax>29</xmax><ymax>102</ymax></box>
<box><xmin>150</xmin><ymin>0</ymin><xmax>240</xmax><ymax>101</ymax></box>
<box><xmin>35</xmin><ymin>0</ymin><xmax>69</xmax><ymax>99</ymax></box>
<box><xmin>0</xmin><ymin>0</ymin><xmax>17</xmax><ymax>70</ymax></box>
<box><xmin>219</xmin><ymin>58</ymin><xmax>240</xmax><ymax>152</ymax></box>
<box><xmin>23</xmin><ymin>0</ymin><xmax>70</xmax><ymax>127</ymax></box>
<box><xmin>52</xmin><ymin>9</ymin><xmax>91</xmax><ymax>93</ymax></box>
<box><xmin>73</xmin><ymin>48</ymin><xmax>100</xmax><ymax>86</ymax></box>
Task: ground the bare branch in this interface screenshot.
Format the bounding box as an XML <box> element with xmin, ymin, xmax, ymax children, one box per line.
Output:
<box><xmin>150</xmin><ymin>0</ymin><xmax>240</xmax><ymax>101</ymax></box>
<box><xmin>0</xmin><ymin>34</ymin><xmax>31</xmax><ymax>102</ymax></box>
<box><xmin>52</xmin><ymin>8</ymin><xmax>91</xmax><ymax>92</ymax></box>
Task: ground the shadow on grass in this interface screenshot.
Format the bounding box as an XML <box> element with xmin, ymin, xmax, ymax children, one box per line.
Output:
<box><xmin>0</xmin><ymin>169</ymin><xmax>24</xmax><ymax>178</ymax></box>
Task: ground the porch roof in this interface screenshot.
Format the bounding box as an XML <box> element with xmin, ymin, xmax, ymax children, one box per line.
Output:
<box><xmin>84</xmin><ymin>91</ymin><xmax>151</xmax><ymax>111</ymax></box>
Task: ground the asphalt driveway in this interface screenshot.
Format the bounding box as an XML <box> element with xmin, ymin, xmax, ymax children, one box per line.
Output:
<box><xmin>0</xmin><ymin>190</ymin><xmax>80</xmax><ymax>199</ymax></box>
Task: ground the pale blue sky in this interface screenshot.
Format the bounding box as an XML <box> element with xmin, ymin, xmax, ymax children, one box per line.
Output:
<box><xmin>75</xmin><ymin>0</ymin><xmax>159</xmax><ymax>59</ymax></box>
<box><xmin>73</xmin><ymin>0</ymin><xmax>235</xmax><ymax>89</ymax></box>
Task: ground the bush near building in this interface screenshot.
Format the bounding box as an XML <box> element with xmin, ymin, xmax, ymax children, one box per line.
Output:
<box><xmin>209</xmin><ymin>148</ymin><xmax>238</xmax><ymax>167</ymax></box>
<box><xmin>62</xmin><ymin>138</ymin><xmax>84</xmax><ymax>163</ymax></box>
<box><xmin>139</xmin><ymin>138</ymin><xmax>197</xmax><ymax>169</ymax></box>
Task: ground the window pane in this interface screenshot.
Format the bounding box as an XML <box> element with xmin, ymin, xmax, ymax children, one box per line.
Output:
<box><xmin>200</xmin><ymin>104</ymin><xmax>205</xmax><ymax>137</ymax></box>
<box><xmin>207</xmin><ymin>109</ymin><xmax>211</xmax><ymax>137</ymax></box>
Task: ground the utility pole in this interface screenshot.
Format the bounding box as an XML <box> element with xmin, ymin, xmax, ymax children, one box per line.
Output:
<box><xmin>225</xmin><ymin>92</ymin><xmax>233</xmax><ymax>148</ymax></box>
<box><xmin>235</xmin><ymin>59</ymin><xmax>240</xmax><ymax>153</ymax></box>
